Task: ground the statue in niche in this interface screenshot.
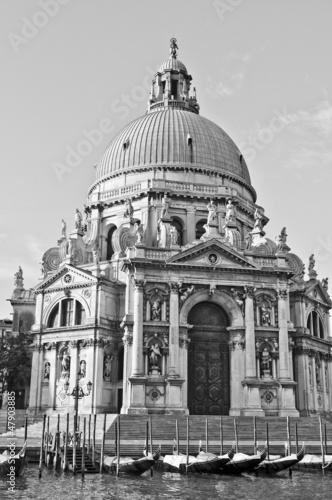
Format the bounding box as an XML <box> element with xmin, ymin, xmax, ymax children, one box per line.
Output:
<box><xmin>260</xmin><ymin>303</ymin><xmax>271</xmax><ymax>326</ymax></box>
<box><xmin>308</xmin><ymin>254</ymin><xmax>315</xmax><ymax>271</ymax></box>
<box><xmin>231</xmin><ymin>288</ymin><xmax>245</xmax><ymax>315</ymax></box>
<box><xmin>316</xmin><ymin>364</ymin><xmax>320</xmax><ymax>386</ymax></box>
<box><xmin>253</xmin><ymin>208</ymin><xmax>264</xmax><ymax>231</ymax></box>
<box><xmin>44</xmin><ymin>362</ymin><xmax>50</xmax><ymax>381</ymax></box>
<box><xmin>160</xmin><ymin>194</ymin><xmax>170</xmax><ymax>219</ymax></box>
<box><xmin>273</xmin><ymin>338</ymin><xmax>279</xmax><ymax>350</ymax></box>
<box><xmin>75</xmin><ymin>208</ymin><xmax>82</xmax><ymax>230</ymax></box>
<box><xmin>260</xmin><ymin>348</ymin><xmax>272</xmax><ymax>376</ymax></box>
<box><xmin>158</xmin><ymin>221</ymin><xmax>167</xmax><ymax>247</ymax></box>
<box><xmin>14</xmin><ymin>266</ymin><xmax>24</xmax><ymax>289</ymax></box>
<box><xmin>207</xmin><ymin>199</ymin><xmax>217</xmax><ymax>224</ymax></box>
<box><xmin>61</xmin><ymin>350</ymin><xmax>70</xmax><ymax>378</ymax></box>
<box><xmin>124</xmin><ymin>198</ymin><xmax>134</xmax><ymax>218</ymax></box>
<box><xmin>170</xmin><ymin>225</ymin><xmax>179</xmax><ymax>245</ymax></box>
<box><xmin>103</xmin><ymin>354</ymin><xmax>114</xmax><ymax>381</ymax></box>
<box><xmin>79</xmin><ymin>360</ymin><xmax>86</xmax><ymax>379</ymax></box>
<box><xmin>61</xmin><ymin>219</ymin><xmax>66</xmax><ymax>239</ymax></box>
<box><xmin>151</xmin><ymin>299</ymin><xmax>162</xmax><ymax>321</ymax></box>
<box><xmin>245</xmin><ymin>233</ymin><xmax>252</xmax><ymax>251</ymax></box>
<box><xmin>92</xmin><ymin>243</ymin><xmax>100</xmax><ymax>265</ymax></box>
<box><xmin>225</xmin><ymin>199</ymin><xmax>235</xmax><ymax>224</ymax></box>
<box><xmin>150</xmin><ymin>343</ymin><xmax>162</xmax><ymax>370</ymax></box>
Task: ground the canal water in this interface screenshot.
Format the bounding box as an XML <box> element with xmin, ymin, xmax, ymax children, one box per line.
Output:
<box><xmin>0</xmin><ymin>464</ymin><xmax>331</xmax><ymax>499</ymax></box>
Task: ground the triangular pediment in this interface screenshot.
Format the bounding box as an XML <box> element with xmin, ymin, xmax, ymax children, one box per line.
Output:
<box><xmin>306</xmin><ymin>280</ymin><xmax>332</xmax><ymax>307</ymax></box>
<box><xmin>168</xmin><ymin>239</ymin><xmax>259</xmax><ymax>269</ymax></box>
<box><xmin>34</xmin><ymin>264</ymin><xmax>97</xmax><ymax>292</ymax></box>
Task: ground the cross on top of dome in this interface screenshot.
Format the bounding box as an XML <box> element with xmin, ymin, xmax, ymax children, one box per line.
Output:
<box><xmin>169</xmin><ymin>38</ymin><xmax>178</xmax><ymax>59</ymax></box>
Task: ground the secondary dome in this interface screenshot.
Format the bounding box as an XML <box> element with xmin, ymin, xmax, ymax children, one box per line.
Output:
<box><xmin>95</xmin><ymin>109</ymin><xmax>251</xmax><ymax>187</ymax></box>
<box><xmin>158</xmin><ymin>58</ymin><xmax>187</xmax><ymax>73</ymax></box>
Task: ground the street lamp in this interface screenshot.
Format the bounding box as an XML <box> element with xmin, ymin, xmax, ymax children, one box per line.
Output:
<box><xmin>64</xmin><ymin>375</ymin><xmax>92</xmax><ymax>439</ymax></box>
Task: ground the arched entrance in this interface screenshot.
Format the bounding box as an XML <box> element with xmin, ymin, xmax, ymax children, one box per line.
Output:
<box><xmin>188</xmin><ymin>302</ymin><xmax>230</xmax><ymax>415</ymax></box>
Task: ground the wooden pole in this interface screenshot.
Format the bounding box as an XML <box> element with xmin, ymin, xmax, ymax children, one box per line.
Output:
<box><xmin>206</xmin><ymin>418</ymin><xmax>208</xmax><ymax>453</ymax></box>
<box><xmin>39</xmin><ymin>415</ymin><xmax>46</xmax><ymax>478</ymax></box>
<box><xmin>186</xmin><ymin>416</ymin><xmax>189</xmax><ymax>474</ymax></box>
<box><xmin>114</xmin><ymin>415</ymin><xmax>118</xmax><ymax>457</ymax></box>
<box><xmin>295</xmin><ymin>422</ymin><xmax>298</xmax><ymax>455</ymax></box>
<box><xmin>45</xmin><ymin>416</ymin><xmax>50</xmax><ymax>465</ymax></box>
<box><xmin>234</xmin><ymin>419</ymin><xmax>238</xmax><ymax>453</ymax></box>
<box><xmin>287</xmin><ymin>416</ymin><xmax>291</xmax><ymax>456</ymax></box>
<box><xmin>220</xmin><ymin>417</ymin><xmax>223</xmax><ymax>456</ymax></box>
<box><xmin>324</xmin><ymin>423</ymin><xmax>328</xmax><ymax>456</ymax></box>
<box><xmin>266</xmin><ymin>422</ymin><xmax>270</xmax><ymax>461</ymax></box>
<box><xmin>117</xmin><ymin>415</ymin><xmax>120</xmax><ymax>477</ymax></box>
<box><xmin>176</xmin><ymin>419</ymin><xmax>179</xmax><ymax>455</ymax></box>
<box><xmin>100</xmin><ymin>413</ymin><xmax>106</xmax><ymax>474</ymax></box>
<box><xmin>88</xmin><ymin>414</ymin><xmax>91</xmax><ymax>451</ymax></box>
<box><xmin>54</xmin><ymin>414</ymin><xmax>60</xmax><ymax>470</ymax></box>
<box><xmin>149</xmin><ymin>417</ymin><xmax>153</xmax><ymax>477</ymax></box>
<box><xmin>92</xmin><ymin>414</ymin><xmax>96</xmax><ymax>466</ymax></box>
<box><xmin>82</xmin><ymin>417</ymin><xmax>86</xmax><ymax>480</ymax></box>
<box><xmin>319</xmin><ymin>417</ymin><xmax>325</xmax><ymax>472</ymax></box>
<box><xmin>24</xmin><ymin>416</ymin><xmax>28</xmax><ymax>443</ymax></box>
<box><xmin>63</xmin><ymin>413</ymin><xmax>69</xmax><ymax>471</ymax></box>
<box><xmin>253</xmin><ymin>416</ymin><xmax>257</xmax><ymax>455</ymax></box>
<box><xmin>145</xmin><ymin>420</ymin><xmax>149</xmax><ymax>456</ymax></box>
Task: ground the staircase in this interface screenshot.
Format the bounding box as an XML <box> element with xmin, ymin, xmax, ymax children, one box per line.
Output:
<box><xmin>104</xmin><ymin>415</ymin><xmax>332</xmax><ymax>458</ymax></box>
<box><xmin>65</xmin><ymin>448</ymin><xmax>99</xmax><ymax>473</ymax></box>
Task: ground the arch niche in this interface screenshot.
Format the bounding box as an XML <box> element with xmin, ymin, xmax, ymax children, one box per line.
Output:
<box><xmin>187</xmin><ymin>301</ymin><xmax>230</xmax><ymax>416</ymax></box>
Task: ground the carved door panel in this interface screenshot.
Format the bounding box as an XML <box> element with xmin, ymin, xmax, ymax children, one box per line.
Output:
<box><xmin>188</xmin><ymin>335</ymin><xmax>229</xmax><ymax>415</ymax></box>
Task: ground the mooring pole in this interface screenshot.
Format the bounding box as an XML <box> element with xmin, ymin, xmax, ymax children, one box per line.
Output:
<box><xmin>253</xmin><ymin>416</ymin><xmax>257</xmax><ymax>455</ymax></box>
<box><xmin>145</xmin><ymin>420</ymin><xmax>149</xmax><ymax>456</ymax></box>
<box><xmin>149</xmin><ymin>417</ymin><xmax>153</xmax><ymax>477</ymax></box>
<box><xmin>324</xmin><ymin>423</ymin><xmax>328</xmax><ymax>456</ymax></box>
<box><xmin>100</xmin><ymin>413</ymin><xmax>106</xmax><ymax>474</ymax></box>
<box><xmin>92</xmin><ymin>414</ymin><xmax>96</xmax><ymax>466</ymax></box>
<box><xmin>82</xmin><ymin>417</ymin><xmax>86</xmax><ymax>480</ymax></box>
<box><xmin>220</xmin><ymin>417</ymin><xmax>223</xmax><ymax>456</ymax></box>
<box><xmin>206</xmin><ymin>418</ymin><xmax>209</xmax><ymax>453</ymax></box>
<box><xmin>63</xmin><ymin>412</ymin><xmax>69</xmax><ymax>471</ymax></box>
<box><xmin>186</xmin><ymin>416</ymin><xmax>189</xmax><ymax>474</ymax></box>
<box><xmin>295</xmin><ymin>422</ymin><xmax>298</xmax><ymax>455</ymax></box>
<box><xmin>266</xmin><ymin>422</ymin><xmax>270</xmax><ymax>461</ymax></box>
<box><xmin>287</xmin><ymin>416</ymin><xmax>291</xmax><ymax>456</ymax></box>
<box><xmin>45</xmin><ymin>416</ymin><xmax>50</xmax><ymax>465</ymax></box>
<box><xmin>117</xmin><ymin>415</ymin><xmax>120</xmax><ymax>477</ymax></box>
<box><xmin>234</xmin><ymin>419</ymin><xmax>238</xmax><ymax>453</ymax></box>
<box><xmin>88</xmin><ymin>414</ymin><xmax>91</xmax><ymax>451</ymax></box>
<box><xmin>24</xmin><ymin>416</ymin><xmax>28</xmax><ymax>443</ymax></box>
<box><xmin>319</xmin><ymin>417</ymin><xmax>325</xmax><ymax>473</ymax></box>
<box><xmin>176</xmin><ymin>419</ymin><xmax>179</xmax><ymax>455</ymax></box>
<box><xmin>39</xmin><ymin>415</ymin><xmax>46</xmax><ymax>478</ymax></box>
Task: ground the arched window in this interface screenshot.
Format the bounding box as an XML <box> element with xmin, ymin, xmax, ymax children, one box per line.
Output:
<box><xmin>171</xmin><ymin>218</ymin><xmax>184</xmax><ymax>246</ymax></box>
<box><xmin>48</xmin><ymin>299</ymin><xmax>86</xmax><ymax>328</ymax></box>
<box><xmin>106</xmin><ymin>226</ymin><xmax>117</xmax><ymax>260</ymax></box>
<box><xmin>307</xmin><ymin>310</ymin><xmax>324</xmax><ymax>339</ymax></box>
<box><xmin>195</xmin><ymin>219</ymin><xmax>207</xmax><ymax>240</ymax></box>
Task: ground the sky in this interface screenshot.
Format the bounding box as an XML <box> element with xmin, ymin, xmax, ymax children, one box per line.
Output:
<box><xmin>0</xmin><ymin>0</ymin><xmax>332</xmax><ymax>319</ymax></box>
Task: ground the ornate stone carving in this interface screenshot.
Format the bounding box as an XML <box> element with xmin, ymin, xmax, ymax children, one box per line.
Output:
<box><xmin>44</xmin><ymin>361</ymin><xmax>50</xmax><ymax>381</ymax></box>
<box><xmin>230</xmin><ymin>288</ymin><xmax>245</xmax><ymax>315</ymax></box>
<box><xmin>179</xmin><ymin>284</ymin><xmax>195</xmax><ymax>303</ymax></box>
<box><xmin>82</xmin><ymin>288</ymin><xmax>92</xmax><ymax>299</ymax></box>
<box><xmin>253</xmin><ymin>207</ymin><xmax>264</xmax><ymax>231</ymax></box>
<box><xmin>124</xmin><ymin>198</ymin><xmax>134</xmax><ymax>218</ymax></box>
<box><xmin>229</xmin><ymin>338</ymin><xmax>245</xmax><ymax>350</ymax></box>
<box><xmin>103</xmin><ymin>354</ymin><xmax>114</xmax><ymax>381</ymax></box>
<box><xmin>245</xmin><ymin>232</ymin><xmax>252</xmax><ymax>251</ymax></box>
<box><xmin>44</xmin><ymin>342</ymin><xmax>57</xmax><ymax>351</ymax></box>
<box><xmin>149</xmin><ymin>343</ymin><xmax>162</xmax><ymax>375</ymax></box>
<box><xmin>244</xmin><ymin>286</ymin><xmax>256</xmax><ymax>299</ymax></box>
<box><xmin>225</xmin><ymin>198</ymin><xmax>235</xmax><ymax>225</ymax></box>
<box><xmin>69</xmin><ymin>340</ymin><xmax>78</xmax><ymax>348</ymax></box>
<box><xmin>260</xmin><ymin>347</ymin><xmax>272</xmax><ymax>377</ymax></box>
<box><xmin>79</xmin><ymin>338</ymin><xmax>94</xmax><ymax>349</ymax></box>
<box><xmin>308</xmin><ymin>254</ymin><xmax>315</xmax><ymax>271</ymax></box>
<box><xmin>92</xmin><ymin>243</ymin><xmax>100</xmax><ymax>265</ymax></box>
<box><xmin>133</xmin><ymin>279</ymin><xmax>145</xmax><ymax>291</ymax></box>
<box><xmin>160</xmin><ymin>193</ymin><xmax>170</xmax><ymax>219</ymax></box>
<box><xmin>206</xmin><ymin>199</ymin><xmax>217</xmax><ymax>224</ymax></box>
<box><xmin>14</xmin><ymin>266</ymin><xmax>24</xmax><ymax>289</ymax></box>
<box><xmin>275</xmin><ymin>227</ymin><xmax>290</xmax><ymax>253</ymax></box>
<box><xmin>278</xmin><ymin>288</ymin><xmax>288</xmax><ymax>300</ymax></box>
<box><xmin>123</xmin><ymin>334</ymin><xmax>133</xmax><ymax>346</ymax></box>
<box><xmin>170</xmin><ymin>225</ymin><xmax>179</xmax><ymax>246</ymax></box>
<box><xmin>322</xmin><ymin>278</ymin><xmax>329</xmax><ymax>292</ymax></box>
<box><xmin>61</xmin><ymin>219</ymin><xmax>66</xmax><ymax>239</ymax></box>
<box><xmin>179</xmin><ymin>337</ymin><xmax>190</xmax><ymax>349</ymax></box>
<box><xmin>75</xmin><ymin>208</ymin><xmax>83</xmax><ymax>230</ymax></box>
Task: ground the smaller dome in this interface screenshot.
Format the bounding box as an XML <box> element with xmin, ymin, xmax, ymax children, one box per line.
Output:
<box><xmin>158</xmin><ymin>58</ymin><xmax>187</xmax><ymax>73</ymax></box>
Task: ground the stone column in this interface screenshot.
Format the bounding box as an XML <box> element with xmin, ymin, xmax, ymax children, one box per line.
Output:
<box><xmin>321</xmin><ymin>358</ymin><xmax>327</xmax><ymax>413</ymax></box>
<box><xmin>186</xmin><ymin>208</ymin><xmax>196</xmax><ymax>244</ymax></box>
<box><xmin>48</xmin><ymin>344</ymin><xmax>57</xmax><ymax>411</ymax></box>
<box><xmin>131</xmin><ymin>280</ymin><xmax>145</xmax><ymax>377</ymax></box>
<box><xmin>68</xmin><ymin>340</ymin><xmax>78</xmax><ymax>413</ymax></box>
<box><xmin>28</xmin><ymin>339</ymin><xmax>42</xmax><ymax>415</ymax></box>
<box><xmin>244</xmin><ymin>287</ymin><xmax>256</xmax><ymax>378</ymax></box>
<box><xmin>168</xmin><ymin>283</ymin><xmax>180</xmax><ymax>378</ymax></box>
<box><xmin>312</xmin><ymin>355</ymin><xmax>317</xmax><ymax>412</ymax></box>
<box><xmin>229</xmin><ymin>329</ymin><xmax>246</xmax><ymax>416</ymax></box>
<box><xmin>121</xmin><ymin>331</ymin><xmax>132</xmax><ymax>413</ymax></box>
<box><xmin>278</xmin><ymin>289</ymin><xmax>290</xmax><ymax>379</ymax></box>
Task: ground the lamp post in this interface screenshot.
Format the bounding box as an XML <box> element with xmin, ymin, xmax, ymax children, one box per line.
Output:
<box><xmin>64</xmin><ymin>374</ymin><xmax>92</xmax><ymax>474</ymax></box>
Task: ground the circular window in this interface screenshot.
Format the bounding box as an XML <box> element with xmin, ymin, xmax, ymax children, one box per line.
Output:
<box><xmin>64</xmin><ymin>274</ymin><xmax>72</xmax><ymax>284</ymax></box>
<box><xmin>208</xmin><ymin>253</ymin><xmax>218</xmax><ymax>264</ymax></box>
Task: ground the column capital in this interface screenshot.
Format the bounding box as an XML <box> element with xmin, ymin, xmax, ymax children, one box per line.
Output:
<box><xmin>244</xmin><ymin>286</ymin><xmax>256</xmax><ymax>299</ymax></box>
<box><xmin>133</xmin><ymin>279</ymin><xmax>146</xmax><ymax>291</ymax></box>
<box><xmin>278</xmin><ymin>288</ymin><xmax>288</xmax><ymax>300</ymax></box>
<box><xmin>169</xmin><ymin>282</ymin><xmax>181</xmax><ymax>293</ymax></box>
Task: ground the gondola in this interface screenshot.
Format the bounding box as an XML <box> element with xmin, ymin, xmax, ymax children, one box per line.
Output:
<box><xmin>0</xmin><ymin>442</ymin><xmax>27</xmax><ymax>477</ymax></box>
<box><xmin>254</xmin><ymin>445</ymin><xmax>305</xmax><ymax>476</ymax></box>
<box><xmin>161</xmin><ymin>442</ymin><xmax>235</xmax><ymax>474</ymax></box>
<box><xmin>94</xmin><ymin>446</ymin><xmax>161</xmax><ymax>475</ymax></box>
<box><xmin>295</xmin><ymin>453</ymin><xmax>332</xmax><ymax>472</ymax></box>
<box><xmin>221</xmin><ymin>447</ymin><xmax>267</xmax><ymax>474</ymax></box>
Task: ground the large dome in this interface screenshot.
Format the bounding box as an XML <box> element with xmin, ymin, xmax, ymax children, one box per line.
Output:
<box><xmin>95</xmin><ymin>109</ymin><xmax>252</xmax><ymax>187</ymax></box>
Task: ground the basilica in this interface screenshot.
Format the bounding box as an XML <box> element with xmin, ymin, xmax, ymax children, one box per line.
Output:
<box><xmin>10</xmin><ymin>40</ymin><xmax>332</xmax><ymax>418</ymax></box>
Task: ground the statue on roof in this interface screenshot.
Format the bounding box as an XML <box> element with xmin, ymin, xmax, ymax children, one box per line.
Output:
<box><xmin>322</xmin><ymin>278</ymin><xmax>329</xmax><ymax>292</ymax></box>
<box><xmin>207</xmin><ymin>199</ymin><xmax>217</xmax><ymax>224</ymax></box>
<box><xmin>75</xmin><ymin>209</ymin><xmax>82</xmax><ymax>230</ymax></box>
<box><xmin>275</xmin><ymin>227</ymin><xmax>289</xmax><ymax>252</ymax></box>
<box><xmin>169</xmin><ymin>38</ymin><xmax>178</xmax><ymax>58</ymax></box>
<box><xmin>61</xmin><ymin>219</ymin><xmax>66</xmax><ymax>239</ymax></box>
<box><xmin>253</xmin><ymin>208</ymin><xmax>264</xmax><ymax>231</ymax></box>
<box><xmin>124</xmin><ymin>198</ymin><xmax>134</xmax><ymax>218</ymax></box>
<box><xmin>160</xmin><ymin>193</ymin><xmax>170</xmax><ymax>219</ymax></box>
<box><xmin>225</xmin><ymin>199</ymin><xmax>235</xmax><ymax>225</ymax></box>
<box><xmin>14</xmin><ymin>266</ymin><xmax>24</xmax><ymax>289</ymax></box>
<box><xmin>308</xmin><ymin>254</ymin><xmax>315</xmax><ymax>271</ymax></box>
